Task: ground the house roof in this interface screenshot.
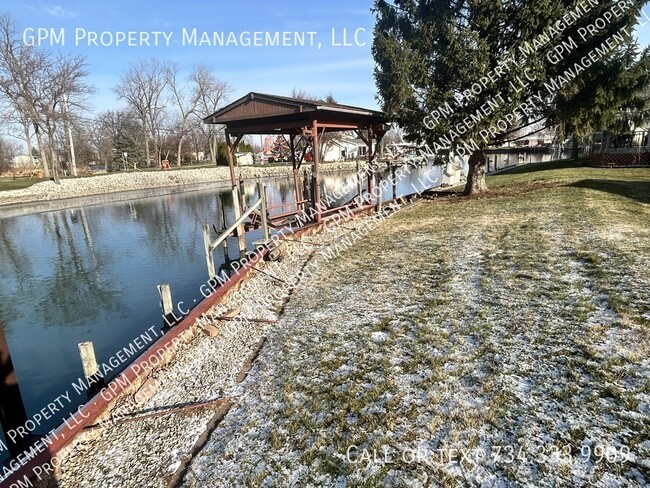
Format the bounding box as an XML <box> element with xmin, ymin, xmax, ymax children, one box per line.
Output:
<box><xmin>203</xmin><ymin>92</ymin><xmax>386</xmax><ymax>135</ymax></box>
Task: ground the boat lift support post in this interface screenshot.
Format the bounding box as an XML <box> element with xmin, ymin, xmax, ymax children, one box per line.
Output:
<box><xmin>225</xmin><ymin>130</ymin><xmax>247</xmax><ymax>256</ymax></box>
<box><xmin>357</xmin><ymin>126</ymin><xmax>387</xmax><ymax>205</ymax></box>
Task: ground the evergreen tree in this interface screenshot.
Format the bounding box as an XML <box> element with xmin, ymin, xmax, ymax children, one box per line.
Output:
<box><xmin>216</xmin><ymin>141</ymin><xmax>254</xmax><ymax>166</ymax></box>
<box><xmin>113</xmin><ymin>129</ymin><xmax>142</xmax><ymax>170</ymax></box>
<box><xmin>373</xmin><ymin>0</ymin><xmax>649</xmax><ymax>194</ymax></box>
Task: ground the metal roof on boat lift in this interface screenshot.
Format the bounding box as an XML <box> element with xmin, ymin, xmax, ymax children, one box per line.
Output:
<box><xmin>203</xmin><ymin>92</ymin><xmax>387</xmax><ymax>135</ymax></box>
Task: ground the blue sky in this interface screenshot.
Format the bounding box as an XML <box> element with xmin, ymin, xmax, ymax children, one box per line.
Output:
<box><xmin>4</xmin><ymin>1</ymin><xmax>650</xmax><ymax>116</ymax></box>
<box><xmin>7</xmin><ymin>1</ymin><xmax>378</xmax><ymax>114</ymax></box>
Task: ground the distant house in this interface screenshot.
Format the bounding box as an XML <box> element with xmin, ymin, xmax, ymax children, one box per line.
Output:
<box><xmin>593</xmin><ymin>124</ymin><xmax>650</xmax><ymax>166</ymax></box>
<box><xmin>323</xmin><ymin>136</ymin><xmax>373</xmax><ymax>162</ymax></box>
<box><xmin>236</xmin><ymin>152</ymin><xmax>254</xmax><ymax>166</ymax></box>
<box><xmin>515</xmin><ymin>134</ymin><xmax>552</xmax><ymax>147</ymax></box>
<box><xmin>12</xmin><ymin>154</ymin><xmax>36</xmax><ymax>170</ymax></box>
<box><xmin>190</xmin><ymin>151</ymin><xmax>206</xmax><ymax>162</ymax></box>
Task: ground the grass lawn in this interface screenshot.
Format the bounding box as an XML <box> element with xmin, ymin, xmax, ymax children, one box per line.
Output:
<box><xmin>0</xmin><ymin>177</ymin><xmax>39</xmax><ymax>192</ymax></box>
<box><xmin>182</xmin><ymin>163</ymin><xmax>650</xmax><ymax>487</ymax></box>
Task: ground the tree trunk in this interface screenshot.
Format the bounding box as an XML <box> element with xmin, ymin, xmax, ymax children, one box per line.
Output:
<box><xmin>34</xmin><ymin>125</ymin><xmax>50</xmax><ymax>179</ymax></box>
<box><xmin>144</xmin><ymin>137</ymin><xmax>150</xmax><ymax>168</ymax></box>
<box><xmin>66</xmin><ymin>122</ymin><xmax>77</xmax><ymax>176</ymax></box>
<box><xmin>602</xmin><ymin>131</ymin><xmax>610</xmax><ymax>154</ymax></box>
<box><xmin>176</xmin><ymin>138</ymin><xmax>184</xmax><ymax>167</ymax></box>
<box><xmin>464</xmin><ymin>149</ymin><xmax>487</xmax><ymax>195</ymax></box>
<box><xmin>23</xmin><ymin>123</ymin><xmax>36</xmax><ymax>170</ymax></box>
<box><xmin>50</xmin><ymin>142</ymin><xmax>61</xmax><ymax>185</ymax></box>
<box><xmin>63</xmin><ymin>98</ymin><xmax>77</xmax><ymax>176</ymax></box>
<box><xmin>44</xmin><ymin>120</ymin><xmax>60</xmax><ymax>184</ymax></box>
<box><xmin>209</xmin><ymin>132</ymin><xmax>217</xmax><ymax>164</ymax></box>
<box><xmin>571</xmin><ymin>135</ymin><xmax>579</xmax><ymax>160</ymax></box>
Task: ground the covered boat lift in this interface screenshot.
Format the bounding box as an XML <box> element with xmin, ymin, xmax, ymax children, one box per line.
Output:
<box><xmin>203</xmin><ymin>92</ymin><xmax>387</xmax><ymax>223</ymax></box>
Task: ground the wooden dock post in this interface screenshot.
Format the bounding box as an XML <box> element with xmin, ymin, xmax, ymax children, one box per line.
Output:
<box><xmin>219</xmin><ymin>199</ymin><xmax>230</xmax><ymax>259</ymax></box>
<box><xmin>239</xmin><ymin>178</ymin><xmax>246</xmax><ymax>210</ymax></box>
<box><xmin>222</xmin><ymin>233</ymin><xmax>229</xmax><ymax>259</ymax></box>
<box><xmin>258</xmin><ymin>182</ymin><xmax>270</xmax><ymax>242</ymax></box>
<box><xmin>78</xmin><ymin>341</ymin><xmax>104</xmax><ymax>396</ymax></box>
<box><xmin>207</xmin><ymin>197</ymin><xmax>263</xmax><ymax>258</ymax></box>
<box><xmin>311</xmin><ymin>123</ymin><xmax>322</xmax><ymax>223</ymax></box>
<box><xmin>377</xmin><ymin>182</ymin><xmax>383</xmax><ymax>213</ymax></box>
<box><xmin>232</xmin><ymin>186</ymin><xmax>247</xmax><ymax>256</ymax></box>
<box><xmin>302</xmin><ymin>171</ymin><xmax>310</xmax><ymax>204</ymax></box>
<box><xmin>157</xmin><ymin>284</ymin><xmax>173</xmax><ymax>317</ymax></box>
<box><xmin>78</xmin><ymin>342</ymin><xmax>99</xmax><ymax>381</ymax></box>
<box><xmin>357</xmin><ymin>159</ymin><xmax>363</xmax><ymax>202</ymax></box>
<box><xmin>157</xmin><ymin>283</ymin><xmax>180</xmax><ymax>327</ymax></box>
<box><xmin>289</xmin><ymin>134</ymin><xmax>303</xmax><ymax>213</ymax></box>
<box><xmin>203</xmin><ymin>223</ymin><xmax>216</xmax><ymax>280</ymax></box>
<box><xmin>0</xmin><ymin>322</ymin><xmax>31</xmax><ymax>457</ymax></box>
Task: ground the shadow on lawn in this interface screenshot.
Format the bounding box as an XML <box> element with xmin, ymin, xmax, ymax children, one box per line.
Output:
<box><xmin>567</xmin><ymin>179</ymin><xmax>650</xmax><ymax>204</ymax></box>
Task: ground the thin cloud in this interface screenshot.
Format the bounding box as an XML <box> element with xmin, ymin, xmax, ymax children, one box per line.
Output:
<box><xmin>45</xmin><ymin>5</ymin><xmax>77</xmax><ymax>18</ymax></box>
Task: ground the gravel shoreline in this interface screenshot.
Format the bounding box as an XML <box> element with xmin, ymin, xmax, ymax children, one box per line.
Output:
<box><xmin>0</xmin><ymin>162</ymin><xmax>360</xmax><ymax>207</ymax></box>
<box><xmin>46</xmin><ymin>211</ymin><xmax>382</xmax><ymax>487</ymax></box>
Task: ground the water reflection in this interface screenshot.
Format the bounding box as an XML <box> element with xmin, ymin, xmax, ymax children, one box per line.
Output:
<box><xmin>36</xmin><ymin>210</ymin><xmax>124</xmax><ymax>328</ymax></box>
<box><xmin>486</xmin><ymin>149</ymin><xmax>570</xmax><ymax>172</ymax></box>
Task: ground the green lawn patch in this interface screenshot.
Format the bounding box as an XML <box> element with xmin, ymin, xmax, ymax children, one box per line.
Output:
<box><xmin>0</xmin><ymin>177</ymin><xmax>39</xmax><ymax>192</ymax></box>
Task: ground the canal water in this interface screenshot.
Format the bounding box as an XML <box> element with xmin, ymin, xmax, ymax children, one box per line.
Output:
<box><xmin>0</xmin><ymin>162</ymin><xmax>445</xmax><ymax>461</ymax></box>
<box><xmin>486</xmin><ymin>148</ymin><xmax>570</xmax><ymax>172</ymax></box>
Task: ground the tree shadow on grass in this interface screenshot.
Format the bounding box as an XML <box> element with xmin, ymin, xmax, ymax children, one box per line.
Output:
<box><xmin>566</xmin><ymin>179</ymin><xmax>650</xmax><ymax>204</ymax></box>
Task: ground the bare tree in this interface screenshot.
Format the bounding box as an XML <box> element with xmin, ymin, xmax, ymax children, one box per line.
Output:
<box><xmin>35</xmin><ymin>53</ymin><xmax>92</xmax><ymax>182</ymax></box>
<box><xmin>0</xmin><ymin>13</ymin><xmax>51</xmax><ymax>177</ymax></box>
<box><xmin>69</xmin><ymin>123</ymin><xmax>97</xmax><ymax>168</ymax></box>
<box><xmin>289</xmin><ymin>89</ymin><xmax>339</xmax><ymax>161</ymax></box>
<box><xmin>0</xmin><ymin>136</ymin><xmax>18</xmax><ymax>173</ymax></box>
<box><xmin>191</xmin><ymin>65</ymin><xmax>231</xmax><ymax>164</ymax></box>
<box><xmin>290</xmin><ymin>87</ymin><xmax>313</xmax><ymax>100</ymax></box>
<box><xmin>165</xmin><ymin>63</ymin><xmax>204</xmax><ymax>167</ymax></box>
<box><xmin>114</xmin><ymin>59</ymin><xmax>170</xmax><ymax>168</ymax></box>
<box><xmin>0</xmin><ymin>104</ymin><xmax>38</xmax><ymax>169</ymax></box>
<box><xmin>0</xmin><ymin>14</ymin><xmax>92</xmax><ymax>182</ymax></box>
<box><xmin>185</xmin><ymin>117</ymin><xmax>208</xmax><ymax>164</ymax></box>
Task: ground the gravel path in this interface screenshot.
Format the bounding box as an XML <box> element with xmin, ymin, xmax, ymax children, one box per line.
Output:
<box><xmin>0</xmin><ymin>162</ymin><xmax>359</xmax><ymax>207</ymax></box>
